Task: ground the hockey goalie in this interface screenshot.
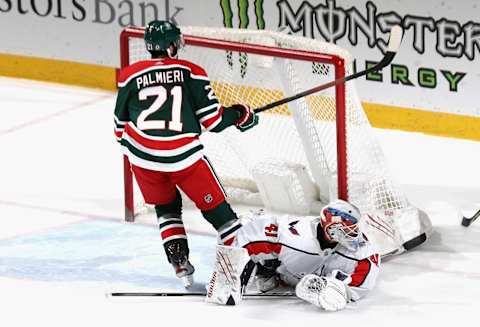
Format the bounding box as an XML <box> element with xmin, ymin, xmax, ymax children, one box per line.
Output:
<box><xmin>206</xmin><ymin>199</ymin><xmax>380</xmax><ymax>311</ymax></box>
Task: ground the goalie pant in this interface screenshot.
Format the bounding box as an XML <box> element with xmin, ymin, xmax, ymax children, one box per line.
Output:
<box><xmin>232</xmin><ymin>214</ymin><xmax>380</xmax><ymax>301</ymax></box>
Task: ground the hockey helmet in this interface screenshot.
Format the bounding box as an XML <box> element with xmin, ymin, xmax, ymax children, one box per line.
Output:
<box><xmin>144</xmin><ymin>20</ymin><xmax>183</xmax><ymax>57</ymax></box>
<box><xmin>319</xmin><ymin>199</ymin><xmax>362</xmax><ymax>250</ymax></box>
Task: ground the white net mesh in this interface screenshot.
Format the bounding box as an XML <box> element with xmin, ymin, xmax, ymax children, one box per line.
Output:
<box><xmin>125</xmin><ymin>26</ymin><xmax>409</xmax><ymax>216</ymax></box>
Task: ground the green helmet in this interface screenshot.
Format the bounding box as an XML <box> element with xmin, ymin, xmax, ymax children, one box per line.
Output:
<box><xmin>144</xmin><ymin>20</ymin><xmax>182</xmax><ymax>55</ymax></box>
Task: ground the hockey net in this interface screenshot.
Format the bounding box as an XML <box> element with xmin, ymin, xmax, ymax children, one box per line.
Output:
<box><xmin>119</xmin><ymin>26</ymin><xmax>431</xmax><ymax>255</ymax></box>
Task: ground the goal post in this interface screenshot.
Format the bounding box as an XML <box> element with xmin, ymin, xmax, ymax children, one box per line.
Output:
<box><xmin>117</xmin><ymin>26</ymin><xmax>432</xmax><ymax>255</ymax></box>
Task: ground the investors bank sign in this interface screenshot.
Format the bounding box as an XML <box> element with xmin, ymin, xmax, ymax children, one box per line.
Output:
<box><xmin>0</xmin><ymin>0</ymin><xmax>478</xmax><ymax>118</ymax></box>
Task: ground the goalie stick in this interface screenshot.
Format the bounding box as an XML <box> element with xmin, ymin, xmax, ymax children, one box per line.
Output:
<box><xmin>253</xmin><ymin>25</ymin><xmax>404</xmax><ymax>113</ymax></box>
<box><xmin>109</xmin><ymin>291</ymin><xmax>295</xmax><ymax>298</ymax></box>
<box><xmin>461</xmin><ymin>208</ymin><xmax>480</xmax><ymax>227</ymax></box>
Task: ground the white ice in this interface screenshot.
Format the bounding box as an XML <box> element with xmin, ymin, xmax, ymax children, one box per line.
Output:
<box><xmin>0</xmin><ymin>76</ymin><xmax>479</xmax><ymax>327</ymax></box>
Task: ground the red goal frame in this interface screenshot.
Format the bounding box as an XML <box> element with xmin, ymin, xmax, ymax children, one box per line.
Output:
<box><xmin>118</xmin><ymin>27</ymin><xmax>347</xmax><ymax>222</ymax></box>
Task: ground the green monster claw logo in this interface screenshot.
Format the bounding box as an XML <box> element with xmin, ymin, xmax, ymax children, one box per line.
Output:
<box><xmin>220</xmin><ymin>0</ymin><xmax>265</xmax><ymax>29</ymax></box>
<box><xmin>218</xmin><ymin>1</ymin><xmax>326</xmax><ymax>78</ymax></box>
<box><xmin>219</xmin><ymin>0</ymin><xmax>266</xmax><ymax>78</ymax></box>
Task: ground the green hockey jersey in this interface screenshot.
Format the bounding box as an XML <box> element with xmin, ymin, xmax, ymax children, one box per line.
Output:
<box><xmin>114</xmin><ymin>57</ymin><xmax>239</xmax><ymax>172</ymax></box>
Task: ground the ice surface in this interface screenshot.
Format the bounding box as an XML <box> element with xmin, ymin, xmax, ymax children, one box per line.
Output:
<box><xmin>0</xmin><ymin>77</ymin><xmax>479</xmax><ymax>327</ymax></box>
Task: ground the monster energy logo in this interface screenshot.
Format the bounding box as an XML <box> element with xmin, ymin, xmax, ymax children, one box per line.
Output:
<box><xmin>275</xmin><ymin>0</ymin><xmax>480</xmax><ymax>60</ymax></box>
<box><xmin>219</xmin><ymin>0</ymin><xmax>469</xmax><ymax>92</ymax></box>
<box><xmin>220</xmin><ymin>0</ymin><xmax>265</xmax><ymax>29</ymax></box>
<box><xmin>219</xmin><ymin>0</ymin><xmax>267</xmax><ymax>77</ymax></box>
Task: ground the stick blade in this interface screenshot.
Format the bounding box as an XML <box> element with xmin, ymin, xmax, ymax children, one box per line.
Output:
<box><xmin>462</xmin><ymin>216</ymin><xmax>473</xmax><ymax>227</ymax></box>
<box><xmin>387</xmin><ymin>25</ymin><xmax>404</xmax><ymax>53</ymax></box>
<box><xmin>461</xmin><ymin>209</ymin><xmax>480</xmax><ymax>227</ymax></box>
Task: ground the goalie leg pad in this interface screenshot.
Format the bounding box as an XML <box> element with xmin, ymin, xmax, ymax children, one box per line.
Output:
<box><xmin>295</xmin><ymin>275</ymin><xmax>348</xmax><ymax>312</ymax></box>
<box><xmin>205</xmin><ymin>245</ymin><xmax>251</xmax><ymax>305</ymax></box>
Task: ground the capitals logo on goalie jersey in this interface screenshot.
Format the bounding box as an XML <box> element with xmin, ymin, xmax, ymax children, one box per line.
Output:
<box><xmin>288</xmin><ymin>220</ymin><xmax>300</xmax><ymax>235</ymax></box>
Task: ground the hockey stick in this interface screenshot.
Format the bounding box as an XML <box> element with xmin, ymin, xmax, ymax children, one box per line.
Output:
<box><xmin>109</xmin><ymin>291</ymin><xmax>295</xmax><ymax>298</ymax></box>
<box><xmin>253</xmin><ymin>25</ymin><xmax>404</xmax><ymax>113</ymax></box>
<box><xmin>461</xmin><ymin>209</ymin><xmax>480</xmax><ymax>227</ymax></box>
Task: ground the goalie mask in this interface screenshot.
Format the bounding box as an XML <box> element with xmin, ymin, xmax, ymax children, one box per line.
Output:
<box><xmin>319</xmin><ymin>200</ymin><xmax>363</xmax><ymax>250</ymax></box>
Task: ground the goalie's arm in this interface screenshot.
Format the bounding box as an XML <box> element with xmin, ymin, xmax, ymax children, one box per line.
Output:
<box><xmin>295</xmin><ymin>255</ymin><xmax>380</xmax><ymax>312</ymax></box>
<box><xmin>333</xmin><ymin>252</ymin><xmax>381</xmax><ymax>302</ymax></box>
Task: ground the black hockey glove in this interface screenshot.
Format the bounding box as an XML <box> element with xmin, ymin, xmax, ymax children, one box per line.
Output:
<box><xmin>231</xmin><ymin>103</ymin><xmax>259</xmax><ymax>132</ymax></box>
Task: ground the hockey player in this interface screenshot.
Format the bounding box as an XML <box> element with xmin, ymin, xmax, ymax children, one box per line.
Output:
<box><xmin>206</xmin><ymin>199</ymin><xmax>380</xmax><ymax>311</ymax></box>
<box><xmin>114</xmin><ymin>20</ymin><xmax>258</xmax><ymax>288</ymax></box>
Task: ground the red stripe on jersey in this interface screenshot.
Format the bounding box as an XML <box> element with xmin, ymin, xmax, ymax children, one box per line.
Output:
<box><xmin>118</xmin><ymin>60</ymin><xmax>160</xmax><ymax>84</ymax></box>
<box><xmin>370</xmin><ymin>254</ymin><xmax>380</xmax><ymax>267</ymax></box>
<box><xmin>115</xmin><ymin>129</ymin><xmax>123</xmax><ymax>138</ymax></box>
<box><xmin>244</xmin><ymin>242</ymin><xmax>282</xmax><ymax>257</ymax></box>
<box><xmin>349</xmin><ymin>259</ymin><xmax>372</xmax><ymax>287</ymax></box>
<box><xmin>223</xmin><ymin>237</ymin><xmax>235</xmax><ymax>246</ymax></box>
<box><xmin>160</xmin><ymin>227</ymin><xmax>186</xmax><ymax>240</ymax></box>
<box><xmin>201</xmin><ymin>108</ymin><xmax>223</xmax><ymax>129</ymax></box>
<box><xmin>124</xmin><ymin>124</ymin><xmax>199</xmax><ymax>150</ymax></box>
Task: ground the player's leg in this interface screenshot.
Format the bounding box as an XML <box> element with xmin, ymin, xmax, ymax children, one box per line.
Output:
<box><xmin>131</xmin><ymin>165</ymin><xmax>194</xmax><ymax>288</ymax></box>
<box><xmin>154</xmin><ymin>188</ymin><xmax>195</xmax><ymax>287</ymax></box>
<box><xmin>174</xmin><ymin>157</ymin><xmax>242</xmax><ymax>245</ymax></box>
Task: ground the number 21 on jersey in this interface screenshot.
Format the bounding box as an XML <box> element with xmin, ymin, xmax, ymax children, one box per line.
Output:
<box><xmin>137</xmin><ymin>85</ymin><xmax>183</xmax><ymax>132</ymax></box>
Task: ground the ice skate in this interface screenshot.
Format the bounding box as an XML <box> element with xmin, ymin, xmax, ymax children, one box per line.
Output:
<box><xmin>164</xmin><ymin>238</ymin><xmax>195</xmax><ymax>289</ymax></box>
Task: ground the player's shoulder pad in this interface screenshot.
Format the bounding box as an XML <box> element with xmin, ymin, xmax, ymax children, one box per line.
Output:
<box><xmin>162</xmin><ymin>58</ymin><xmax>209</xmax><ymax>80</ymax></box>
<box><xmin>117</xmin><ymin>60</ymin><xmax>161</xmax><ymax>87</ymax></box>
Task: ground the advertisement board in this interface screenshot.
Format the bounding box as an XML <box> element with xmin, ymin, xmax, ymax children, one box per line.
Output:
<box><xmin>1</xmin><ymin>0</ymin><xmax>479</xmax><ymax>138</ymax></box>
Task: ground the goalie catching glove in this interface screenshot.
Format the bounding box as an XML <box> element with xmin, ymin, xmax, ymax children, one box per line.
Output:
<box><xmin>295</xmin><ymin>273</ymin><xmax>351</xmax><ymax>312</ymax></box>
<box><xmin>230</xmin><ymin>104</ymin><xmax>259</xmax><ymax>132</ymax></box>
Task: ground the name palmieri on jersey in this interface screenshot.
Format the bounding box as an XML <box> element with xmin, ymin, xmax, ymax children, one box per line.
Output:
<box><xmin>136</xmin><ymin>70</ymin><xmax>185</xmax><ymax>89</ymax></box>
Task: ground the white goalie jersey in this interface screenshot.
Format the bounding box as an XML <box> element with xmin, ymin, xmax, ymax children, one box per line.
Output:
<box><xmin>232</xmin><ymin>214</ymin><xmax>381</xmax><ymax>301</ymax></box>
